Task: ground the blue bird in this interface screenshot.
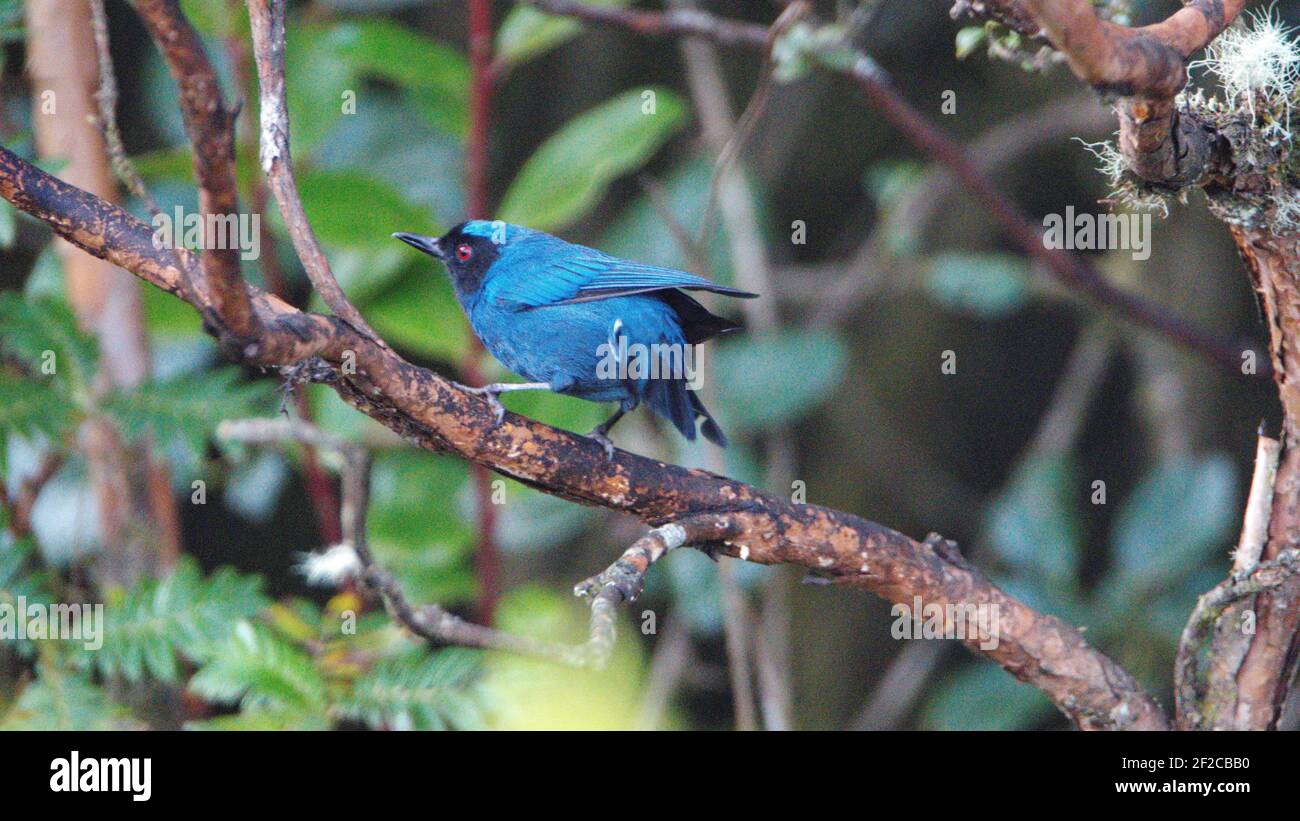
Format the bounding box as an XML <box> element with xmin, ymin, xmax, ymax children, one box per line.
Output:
<box><xmin>393</xmin><ymin>220</ymin><xmax>757</xmax><ymax>456</ymax></box>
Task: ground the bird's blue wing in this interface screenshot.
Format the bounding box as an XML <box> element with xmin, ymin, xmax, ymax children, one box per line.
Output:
<box><xmin>483</xmin><ymin>233</ymin><xmax>756</xmax><ymax>309</ymax></box>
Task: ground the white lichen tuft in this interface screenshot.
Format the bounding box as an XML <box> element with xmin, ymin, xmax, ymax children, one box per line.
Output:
<box><xmin>1272</xmin><ymin>187</ymin><xmax>1300</xmax><ymax>232</ymax></box>
<box><xmin>1075</xmin><ymin>137</ymin><xmax>1171</xmax><ymax>217</ymax></box>
<box><xmin>297</xmin><ymin>543</ymin><xmax>362</xmax><ymax>586</ymax></box>
<box><xmin>1192</xmin><ymin>8</ymin><xmax>1300</xmax><ymax>133</ymax></box>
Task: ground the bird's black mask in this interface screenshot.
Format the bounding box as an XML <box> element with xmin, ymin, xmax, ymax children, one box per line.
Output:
<box><xmin>393</xmin><ymin>222</ymin><xmax>501</xmax><ymax>297</ymax></box>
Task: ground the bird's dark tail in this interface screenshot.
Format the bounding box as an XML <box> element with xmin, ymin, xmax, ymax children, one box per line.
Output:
<box><xmin>691</xmin><ymin>390</ymin><xmax>728</xmax><ymax>447</ymax></box>
<box><xmin>644</xmin><ymin>377</ymin><xmax>728</xmax><ymax>447</ymax></box>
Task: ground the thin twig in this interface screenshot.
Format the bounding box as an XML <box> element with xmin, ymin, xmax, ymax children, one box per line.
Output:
<box><xmin>88</xmin><ymin>0</ymin><xmax>161</xmax><ymax>218</ymax></box>
<box><xmin>245</xmin><ymin>0</ymin><xmax>385</xmax><ymax>348</ymax></box>
<box><xmin>1233</xmin><ymin>430</ymin><xmax>1281</xmax><ymax>576</ymax></box>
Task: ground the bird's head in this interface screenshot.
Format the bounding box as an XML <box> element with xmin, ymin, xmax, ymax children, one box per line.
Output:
<box><xmin>392</xmin><ymin>220</ymin><xmax>515</xmax><ymax>296</ymax></box>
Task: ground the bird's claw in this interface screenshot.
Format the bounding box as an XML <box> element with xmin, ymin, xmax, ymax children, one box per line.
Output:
<box><xmin>585</xmin><ymin>428</ymin><xmax>616</xmax><ymax>460</ymax></box>
<box><xmin>453</xmin><ymin>381</ymin><xmax>506</xmax><ymax>428</ymax></box>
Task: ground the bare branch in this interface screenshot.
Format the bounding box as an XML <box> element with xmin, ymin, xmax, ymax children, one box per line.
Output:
<box><xmin>133</xmin><ymin>0</ymin><xmax>258</xmax><ymax>342</ymax></box>
<box><xmin>244</xmin><ymin>0</ymin><xmax>386</xmax><ymax>349</ymax></box>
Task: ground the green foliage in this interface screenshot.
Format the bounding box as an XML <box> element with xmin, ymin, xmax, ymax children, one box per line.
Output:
<box><xmin>0</xmin><ymin>370</ymin><xmax>78</xmax><ymax>442</ymax></box>
<box><xmin>102</xmin><ymin>367</ymin><xmax>269</xmax><ymax>465</ymax></box>
<box><xmin>0</xmin><ymin>660</ymin><xmax>142</xmax><ymax>731</ymax></box>
<box><xmin>0</xmin><ymin>292</ymin><xmax>98</xmax><ymax>391</ymax></box>
<box><xmin>287</xmin><ymin>19</ymin><xmax>469</xmax><ymax>152</ymax></box>
<box><xmin>986</xmin><ymin>453</ymin><xmax>1082</xmax><ymax>591</ymax></box>
<box><xmin>189</xmin><ymin>621</ymin><xmax>329</xmax><ymax>713</ymax></box>
<box><xmin>362</xmin><ymin>268</ymin><xmax>469</xmax><ymax>360</ymax></box>
<box><xmin>499</xmin><ymin>87</ymin><xmax>689</xmax><ymax>231</ymax></box>
<box><xmin>85</xmin><ymin>559</ymin><xmax>269</xmax><ymax>684</ymax></box>
<box><xmin>335</xmin><ymin>648</ymin><xmax>487</xmax><ymax>730</ymax></box>
<box><xmin>920</xmin><ymin>661</ymin><xmax>1055</xmax><ymax>730</ymax></box>
<box><xmin>0</xmin><ymin>0</ymin><xmax>22</xmax><ymax>44</ymax></box>
<box><xmin>0</xmin><ymin>293</ymin><xmax>96</xmax><ymax>445</ymax></box>
<box><xmin>925</xmin><ymin>252</ymin><xmax>1031</xmax><ymax>319</ymax></box>
<box><xmin>494</xmin><ymin>0</ymin><xmax>631</xmax><ymax>69</ymax></box>
<box><xmin>1110</xmin><ymin>455</ymin><xmax>1237</xmax><ymax>589</ymax></box>
<box><xmin>713</xmin><ymin>329</ymin><xmax>848</xmax><ymax>433</ymax></box>
<box><xmin>367</xmin><ymin>451</ymin><xmax>476</xmax><ymax>603</ymax></box>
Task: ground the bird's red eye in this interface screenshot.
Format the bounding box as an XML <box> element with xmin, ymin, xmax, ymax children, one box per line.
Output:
<box><xmin>456</xmin><ymin>243</ymin><xmax>473</xmax><ymax>262</ymax></box>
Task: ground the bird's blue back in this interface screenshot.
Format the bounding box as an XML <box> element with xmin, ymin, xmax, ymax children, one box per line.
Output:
<box><xmin>444</xmin><ymin>221</ymin><xmax>745</xmax><ymax>443</ymax></box>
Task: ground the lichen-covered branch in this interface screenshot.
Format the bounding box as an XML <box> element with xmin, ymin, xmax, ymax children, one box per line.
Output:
<box><xmin>965</xmin><ymin>1</ymin><xmax>1247</xmax><ymax>186</ymax></box>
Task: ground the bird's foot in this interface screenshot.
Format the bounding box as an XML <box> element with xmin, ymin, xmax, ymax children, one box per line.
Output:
<box><xmin>584</xmin><ymin>427</ymin><xmax>617</xmax><ymax>460</ymax></box>
<box><xmin>452</xmin><ymin>381</ymin><xmax>507</xmax><ymax>427</ymax></box>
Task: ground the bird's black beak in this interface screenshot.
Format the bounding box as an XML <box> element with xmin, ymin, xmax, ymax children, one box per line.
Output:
<box><xmin>392</xmin><ymin>232</ymin><xmax>445</xmax><ymax>260</ymax></box>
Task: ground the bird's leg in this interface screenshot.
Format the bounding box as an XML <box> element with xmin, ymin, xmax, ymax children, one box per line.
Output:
<box><xmin>586</xmin><ymin>407</ymin><xmax>627</xmax><ymax>460</ymax></box>
<box><xmin>452</xmin><ymin>381</ymin><xmax>550</xmax><ymax>427</ymax></box>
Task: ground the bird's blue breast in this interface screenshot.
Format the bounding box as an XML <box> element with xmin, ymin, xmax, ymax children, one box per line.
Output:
<box><xmin>467</xmin><ymin>291</ymin><xmax>686</xmax><ymax>403</ymax></box>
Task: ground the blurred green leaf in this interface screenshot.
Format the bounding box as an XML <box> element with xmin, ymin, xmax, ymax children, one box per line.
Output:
<box><xmin>495</xmin><ymin>0</ymin><xmax>631</xmax><ymax>68</ymax></box>
<box><xmin>1111</xmin><ymin>454</ymin><xmax>1237</xmax><ymax>587</ymax></box>
<box><xmin>925</xmin><ymin>252</ymin><xmax>1030</xmax><ymax>319</ymax></box>
<box><xmin>368</xmin><ymin>451</ymin><xmax>475</xmax><ymax>604</ymax></box>
<box><xmin>920</xmin><ymin>661</ymin><xmax>1056</xmax><ymax>730</ymax></box>
<box><xmin>363</xmin><ymin>267</ymin><xmax>468</xmax><ymax>361</ymax></box>
<box><xmin>281</xmin><ymin>169</ymin><xmax>436</xmax><ymax>250</ymax></box>
<box><xmin>180</xmin><ymin>0</ymin><xmax>247</xmax><ymax>39</ymax></box>
<box><xmin>323</xmin><ymin>19</ymin><xmax>469</xmax><ymax>136</ymax></box>
<box><xmin>955</xmin><ymin>26</ymin><xmax>987</xmax><ymax>60</ymax></box>
<box><xmin>0</xmin><ymin>198</ymin><xmax>15</xmax><ymax>248</ymax></box>
<box><xmin>713</xmin><ymin>329</ymin><xmax>848</xmax><ymax>433</ymax></box>
<box><xmin>313</xmin><ymin>94</ymin><xmax>463</xmax><ymax>225</ymax></box>
<box><xmin>23</xmin><ymin>246</ymin><xmax>65</xmax><ymax>300</ymax></box>
<box><xmin>142</xmin><ymin>276</ymin><xmax>204</xmax><ymax>337</ymax></box>
<box><xmin>985</xmin><ymin>453</ymin><xmax>1082</xmax><ymax>590</ymax></box>
<box><xmin>287</xmin><ymin>20</ymin><xmax>469</xmax><ymax>152</ymax></box>
<box><xmin>499</xmin><ymin>87</ymin><xmax>688</xmax><ymax>231</ymax></box>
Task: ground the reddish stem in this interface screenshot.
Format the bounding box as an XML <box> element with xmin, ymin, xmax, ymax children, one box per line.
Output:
<box><xmin>466</xmin><ymin>0</ymin><xmax>501</xmax><ymax>624</ymax></box>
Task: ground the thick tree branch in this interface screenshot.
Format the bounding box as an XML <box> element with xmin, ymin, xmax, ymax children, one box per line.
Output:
<box><xmin>970</xmin><ymin>1</ymin><xmax>1247</xmax><ymax>186</ymax></box>
<box><xmin>134</xmin><ymin>0</ymin><xmax>258</xmax><ymax>342</ymax></box>
<box><xmin>0</xmin><ymin>140</ymin><xmax>1167</xmax><ymax>729</ymax></box>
